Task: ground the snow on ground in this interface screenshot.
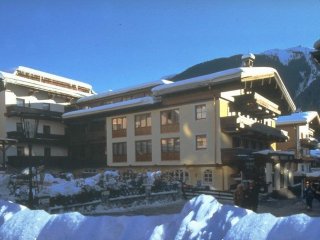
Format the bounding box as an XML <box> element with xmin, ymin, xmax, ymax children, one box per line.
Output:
<box><xmin>0</xmin><ymin>195</ymin><xmax>320</xmax><ymax>240</ymax></box>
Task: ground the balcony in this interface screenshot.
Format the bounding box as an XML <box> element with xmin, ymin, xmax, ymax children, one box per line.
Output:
<box><xmin>6</xmin><ymin>105</ymin><xmax>62</xmax><ymax>121</ymax></box>
<box><xmin>113</xmin><ymin>155</ymin><xmax>127</xmax><ymax>163</ymax></box>
<box><xmin>7</xmin><ymin>131</ymin><xmax>66</xmax><ymax>145</ymax></box>
<box><xmin>135</xmin><ymin>126</ymin><xmax>152</xmax><ymax>136</ymax></box>
<box><xmin>300</xmin><ymin>138</ymin><xmax>319</xmax><ymax>149</ymax></box>
<box><xmin>112</xmin><ymin>129</ymin><xmax>127</xmax><ymax>138</ymax></box>
<box><xmin>161</xmin><ymin>152</ymin><xmax>180</xmax><ymax>161</ymax></box>
<box><xmin>7</xmin><ymin>156</ymin><xmax>68</xmax><ymax>168</ymax></box>
<box><xmin>161</xmin><ymin>123</ymin><xmax>179</xmax><ymax>134</ymax></box>
<box><xmin>221</xmin><ymin>116</ymin><xmax>288</xmax><ymax>142</ymax></box>
<box><xmin>230</xmin><ymin>92</ymin><xmax>281</xmax><ymax>118</ymax></box>
<box><xmin>221</xmin><ymin>148</ymin><xmax>253</xmax><ymax>165</ymax></box>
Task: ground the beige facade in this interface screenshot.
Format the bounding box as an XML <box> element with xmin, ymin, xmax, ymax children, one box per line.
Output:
<box><xmin>64</xmin><ymin>64</ymin><xmax>296</xmax><ymax>190</ymax></box>
<box><xmin>105</xmin><ymin>100</ymin><xmax>230</xmax><ymax>189</ymax></box>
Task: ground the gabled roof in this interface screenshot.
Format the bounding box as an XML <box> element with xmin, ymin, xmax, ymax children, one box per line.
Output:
<box><xmin>276</xmin><ymin>111</ymin><xmax>320</xmax><ymax>126</ymax></box>
<box><xmin>152</xmin><ymin>67</ymin><xmax>296</xmax><ymax>113</ymax></box>
<box><xmin>63</xmin><ymin>66</ymin><xmax>296</xmax><ymax>119</ymax></box>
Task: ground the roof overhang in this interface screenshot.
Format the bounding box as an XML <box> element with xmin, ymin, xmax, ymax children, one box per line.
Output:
<box><xmin>63</xmin><ymin>96</ymin><xmax>158</xmax><ymax>119</ymax></box>
<box><xmin>0</xmin><ymin>71</ymin><xmax>92</xmax><ymax>98</ymax></box>
<box><xmin>152</xmin><ymin>67</ymin><xmax>296</xmax><ymax>114</ymax></box>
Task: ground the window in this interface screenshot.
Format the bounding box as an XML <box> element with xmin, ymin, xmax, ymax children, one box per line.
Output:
<box><xmin>112</xmin><ymin>142</ymin><xmax>127</xmax><ymax>162</ymax></box>
<box><xmin>112</xmin><ymin>117</ymin><xmax>127</xmax><ymax>130</ymax></box>
<box><xmin>16</xmin><ymin>122</ymin><xmax>23</xmax><ymax>133</ymax></box>
<box><xmin>42</xmin><ymin>103</ymin><xmax>50</xmax><ymax>110</ymax></box>
<box><xmin>196</xmin><ymin>135</ymin><xmax>207</xmax><ymax>150</ymax></box>
<box><xmin>160</xmin><ymin>109</ymin><xmax>179</xmax><ymax>133</ymax></box>
<box><xmin>169</xmin><ymin>169</ymin><xmax>189</xmax><ymax>182</ymax></box>
<box><xmin>112</xmin><ymin>117</ymin><xmax>127</xmax><ymax>138</ymax></box>
<box><xmin>203</xmin><ymin>169</ymin><xmax>213</xmax><ymax>183</ymax></box>
<box><xmin>161</xmin><ymin>109</ymin><xmax>179</xmax><ymax>125</ymax></box>
<box><xmin>16</xmin><ymin>98</ymin><xmax>25</xmax><ymax>107</ymax></box>
<box><xmin>43</xmin><ymin>125</ymin><xmax>51</xmax><ymax>135</ymax></box>
<box><xmin>135</xmin><ymin>113</ymin><xmax>151</xmax><ymax>135</ymax></box>
<box><xmin>135</xmin><ymin>140</ymin><xmax>152</xmax><ymax>161</ymax></box>
<box><xmin>135</xmin><ymin>113</ymin><xmax>151</xmax><ymax>128</ymax></box>
<box><xmin>161</xmin><ymin>138</ymin><xmax>180</xmax><ymax>160</ymax></box>
<box><xmin>17</xmin><ymin>146</ymin><xmax>25</xmax><ymax>156</ymax></box>
<box><xmin>195</xmin><ymin>104</ymin><xmax>207</xmax><ymax>120</ymax></box>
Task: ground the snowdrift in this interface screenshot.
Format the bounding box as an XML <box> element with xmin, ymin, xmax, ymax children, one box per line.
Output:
<box><xmin>0</xmin><ymin>195</ymin><xmax>319</xmax><ymax>240</ymax></box>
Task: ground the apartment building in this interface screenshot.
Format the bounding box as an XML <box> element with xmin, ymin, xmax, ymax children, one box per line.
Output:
<box><xmin>0</xmin><ymin>66</ymin><xmax>93</xmax><ymax>168</ymax></box>
<box><xmin>276</xmin><ymin>111</ymin><xmax>320</xmax><ymax>170</ymax></box>
<box><xmin>64</xmin><ymin>56</ymin><xmax>296</xmax><ymax>190</ymax></box>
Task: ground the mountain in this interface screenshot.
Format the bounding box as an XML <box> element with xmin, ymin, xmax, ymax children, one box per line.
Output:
<box><xmin>170</xmin><ymin>47</ymin><xmax>320</xmax><ymax>112</ymax></box>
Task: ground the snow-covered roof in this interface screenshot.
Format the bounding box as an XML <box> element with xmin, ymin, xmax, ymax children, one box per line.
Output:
<box><xmin>63</xmin><ymin>96</ymin><xmax>158</xmax><ymax>119</ymax></box>
<box><xmin>15</xmin><ymin>66</ymin><xmax>92</xmax><ymax>90</ymax></box>
<box><xmin>0</xmin><ymin>71</ymin><xmax>93</xmax><ymax>98</ymax></box>
<box><xmin>276</xmin><ymin>111</ymin><xmax>320</xmax><ymax>126</ymax></box>
<box><xmin>152</xmin><ymin>67</ymin><xmax>295</xmax><ymax>112</ymax></box>
<box><xmin>77</xmin><ymin>79</ymin><xmax>173</xmax><ymax>104</ymax></box>
<box><xmin>253</xmin><ymin>149</ymin><xmax>295</xmax><ymax>156</ymax></box>
<box><xmin>241</xmin><ymin>53</ymin><xmax>255</xmax><ymax>60</ymax></box>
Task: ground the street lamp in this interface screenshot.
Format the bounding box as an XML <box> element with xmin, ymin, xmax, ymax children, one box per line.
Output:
<box><xmin>21</xmin><ymin>117</ymin><xmax>39</xmax><ymax>209</ymax></box>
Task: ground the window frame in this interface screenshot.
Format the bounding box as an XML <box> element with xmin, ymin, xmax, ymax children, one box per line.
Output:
<box><xmin>161</xmin><ymin>138</ymin><xmax>180</xmax><ymax>161</ymax></box>
<box><xmin>195</xmin><ymin>104</ymin><xmax>207</xmax><ymax>120</ymax></box>
<box><xmin>203</xmin><ymin>169</ymin><xmax>213</xmax><ymax>183</ymax></box>
<box><xmin>196</xmin><ymin>135</ymin><xmax>208</xmax><ymax>150</ymax></box>
<box><xmin>112</xmin><ymin>142</ymin><xmax>127</xmax><ymax>162</ymax></box>
<box><xmin>135</xmin><ymin>140</ymin><xmax>152</xmax><ymax>162</ymax></box>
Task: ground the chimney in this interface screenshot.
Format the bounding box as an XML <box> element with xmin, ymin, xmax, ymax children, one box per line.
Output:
<box><xmin>241</xmin><ymin>53</ymin><xmax>255</xmax><ymax>67</ymax></box>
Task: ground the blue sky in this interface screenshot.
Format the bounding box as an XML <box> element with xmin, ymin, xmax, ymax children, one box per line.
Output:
<box><xmin>1</xmin><ymin>0</ymin><xmax>320</xmax><ymax>93</ymax></box>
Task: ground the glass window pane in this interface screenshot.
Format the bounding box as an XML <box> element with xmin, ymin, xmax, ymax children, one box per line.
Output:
<box><xmin>175</xmin><ymin>138</ymin><xmax>180</xmax><ymax>152</ymax></box>
<box><xmin>147</xmin><ymin>114</ymin><xmax>151</xmax><ymax>127</ymax></box>
<box><xmin>168</xmin><ymin>139</ymin><xmax>174</xmax><ymax>151</ymax></box>
<box><xmin>122</xmin><ymin>117</ymin><xmax>127</xmax><ymax>129</ymax></box>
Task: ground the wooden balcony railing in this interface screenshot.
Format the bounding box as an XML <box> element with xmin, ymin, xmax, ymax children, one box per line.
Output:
<box><xmin>7</xmin><ymin>156</ymin><xmax>68</xmax><ymax>168</ymax></box>
<box><xmin>161</xmin><ymin>152</ymin><xmax>180</xmax><ymax>161</ymax></box>
<box><xmin>135</xmin><ymin>126</ymin><xmax>151</xmax><ymax>136</ymax></box>
<box><xmin>220</xmin><ymin>116</ymin><xmax>287</xmax><ymax>142</ymax></box>
<box><xmin>113</xmin><ymin>155</ymin><xmax>127</xmax><ymax>163</ymax></box>
<box><xmin>161</xmin><ymin>124</ymin><xmax>179</xmax><ymax>134</ymax></box>
<box><xmin>136</xmin><ymin>153</ymin><xmax>152</xmax><ymax>162</ymax></box>
<box><xmin>6</xmin><ymin>105</ymin><xmax>62</xmax><ymax>121</ymax></box>
<box><xmin>112</xmin><ymin>129</ymin><xmax>127</xmax><ymax>138</ymax></box>
<box><xmin>7</xmin><ymin>131</ymin><xmax>66</xmax><ymax>145</ymax></box>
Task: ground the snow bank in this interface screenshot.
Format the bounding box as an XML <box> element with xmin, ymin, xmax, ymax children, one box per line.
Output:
<box><xmin>0</xmin><ymin>195</ymin><xmax>320</xmax><ymax>240</ymax></box>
